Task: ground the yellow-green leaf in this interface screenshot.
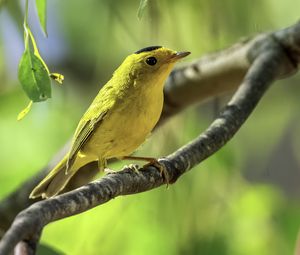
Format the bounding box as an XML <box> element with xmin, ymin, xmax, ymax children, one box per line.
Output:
<box><xmin>35</xmin><ymin>0</ymin><xmax>47</xmax><ymax>36</ymax></box>
<box><xmin>17</xmin><ymin>100</ymin><xmax>33</xmax><ymax>121</ymax></box>
<box><xmin>137</xmin><ymin>0</ymin><xmax>148</xmax><ymax>20</ymax></box>
<box><xmin>18</xmin><ymin>48</ymin><xmax>51</xmax><ymax>102</ymax></box>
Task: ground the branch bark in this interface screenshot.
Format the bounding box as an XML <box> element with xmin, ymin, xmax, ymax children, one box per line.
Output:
<box><xmin>0</xmin><ymin>21</ymin><xmax>299</xmax><ymax>255</ymax></box>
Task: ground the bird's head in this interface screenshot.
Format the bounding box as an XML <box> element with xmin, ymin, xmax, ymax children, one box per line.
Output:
<box><xmin>116</xmin><ymin>46</ymin><xmax>190</xmax><ymax>85</ymax></box>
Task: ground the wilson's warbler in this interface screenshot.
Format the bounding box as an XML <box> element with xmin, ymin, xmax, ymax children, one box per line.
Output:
<box><xmin>30</xmin><ymin>46</ymin><xmax>190</xmax><ymax>199</ymax></box>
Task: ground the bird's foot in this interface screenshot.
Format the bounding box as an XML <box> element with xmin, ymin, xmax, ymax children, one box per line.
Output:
<box><xmin>121</xmin><ymin>156</ymin><xmax>169</xmax><ymax>186</ymax></box>
<box><xmin>104</xmin><ymin>168</ymin><xmax>116</xmax><ymax>175</ymax></box>
<box><xmin>144</xmin><ymin>159</ymin><xmax>170</xmax><ymax>187</ymax></box>
<box><xmin>122</xmin><ymin>164</ymin><xmax>140</xmax><ymax>173</ymax></box>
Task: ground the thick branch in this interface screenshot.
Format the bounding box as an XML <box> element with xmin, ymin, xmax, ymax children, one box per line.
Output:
<box><xmin>0</xmin><ymin>25</ymin><xmax>254</xmax><ymax>230</ymax></box>
<box><xmin>1</xmin><ymin>20</ymin><xmax>299</xmax><ymax>254</ymax></box>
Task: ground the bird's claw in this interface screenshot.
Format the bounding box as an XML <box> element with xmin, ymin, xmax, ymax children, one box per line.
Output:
<box><xmin>144</xmin><ymin>160</ymin><xmax>170</xmax><ymax>187</ymax></box>
<box><xmin>122</xmin><ymin>164</ymin><xmax>140</xmax><ymax>173</ymax></box>
<box><xmin>104</xmin><ymin>168</ymin><xmax>116</xmax><ymax>175</ymax></box>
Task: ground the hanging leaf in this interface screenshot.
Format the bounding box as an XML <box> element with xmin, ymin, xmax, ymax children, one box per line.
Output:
<box><xmin>16</xmin><ymin>0</ymin><xmax>64</xmax><ymax>120</ymax></box>
<box><xmin>17</xmin><ymin>100</ymin><xmax>33</xmax><ymax>121</ymax></box>
<box><xmin>137</xmin><ymin>0</ymin><xmax>148</xmax><ymax>20</ymax></box>
<box><xmin>35</xmin><ymin>0</ymin><xmax>47</xmax><ymax>36</ymax></box>
<box><xmin>18</xmin><ymin>48</ymin><xmax>51</xmax><ymax>102</ymax></box>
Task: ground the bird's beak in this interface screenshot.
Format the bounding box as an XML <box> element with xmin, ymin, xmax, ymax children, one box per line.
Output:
<box><xmin>168</xmin><ymin>51</ymin><xmax>191</xmax><ymax>62</ymax></box>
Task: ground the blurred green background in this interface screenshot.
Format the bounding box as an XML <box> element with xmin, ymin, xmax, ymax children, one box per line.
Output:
<box><xmin>1</xmin><ymin>0</ymin><xmax>300</xmax><ymax>254</ymax></box>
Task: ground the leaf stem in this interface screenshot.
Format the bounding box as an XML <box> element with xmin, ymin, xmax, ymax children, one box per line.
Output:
<box><xmin>24</xmin><ymin>0</ymin><xmax>29</xmax><ymax>27</ymax></box>
<box><xmin>23</xmin><ymin>0</ymin><xmax>30</xmax><ymax>49</ymax></box>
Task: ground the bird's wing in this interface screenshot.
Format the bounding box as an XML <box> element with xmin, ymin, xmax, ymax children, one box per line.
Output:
<box><xmin>66</xmin><ymin>109</ymin><xmax>109</xmax><ymax>171</ymax></box>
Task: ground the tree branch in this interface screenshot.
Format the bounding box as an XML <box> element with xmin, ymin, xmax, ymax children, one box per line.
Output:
<box><xmin>0</xmin><ymin>21</ymin><xmax>299</xmax><ymax>254</ymax></box>
<box><xmin>0</xmin><ymin>24</ymin><xmax>253</xmax><ymax>230</ymax></box>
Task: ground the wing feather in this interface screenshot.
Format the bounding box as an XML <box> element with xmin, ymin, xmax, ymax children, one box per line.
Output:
<box><xmin>66</xmin><ymin>109</ymin><xmax>108</xmax><ymax>171</ymax></box>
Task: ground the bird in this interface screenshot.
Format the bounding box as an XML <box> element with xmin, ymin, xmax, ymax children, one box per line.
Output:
<box><xmin>29</xmin><ymin>46</ymin><xmax>190</xmax><ymax>199</ymax></box>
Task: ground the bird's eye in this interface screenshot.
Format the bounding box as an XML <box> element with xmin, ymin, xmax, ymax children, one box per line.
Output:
<box><xmin>145</xmin><ymin>57</ymin><xmax>157</xmax><ymax>66</ymax></box>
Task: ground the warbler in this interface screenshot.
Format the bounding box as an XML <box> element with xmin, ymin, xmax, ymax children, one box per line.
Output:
<box><xmin>30</xmin><ymin>46</ymin><xmax>190</xmax><ymax>199</ymax></box>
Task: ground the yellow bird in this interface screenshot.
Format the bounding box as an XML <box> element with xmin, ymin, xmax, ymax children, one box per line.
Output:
<box><xmin>30</xmin><ymin>46</ymin><xmax>190</xmax><ymax>199</ymax></box>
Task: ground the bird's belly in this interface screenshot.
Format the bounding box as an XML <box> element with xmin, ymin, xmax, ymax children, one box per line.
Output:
<box><xmin>85</xmin><ymin>92</ymin><xmax>163</xmax><ymax>159</ymax></box>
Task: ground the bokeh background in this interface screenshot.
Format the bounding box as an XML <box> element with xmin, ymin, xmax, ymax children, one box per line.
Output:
<box><xmin>1</xmin><ymin>0</ymin><xmax>300</xmax><ymax>254</ymax></box>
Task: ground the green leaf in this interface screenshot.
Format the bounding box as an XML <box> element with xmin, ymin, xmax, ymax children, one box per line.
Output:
<box><xmin>35</xmin><ymin>0</ymin><xmax>47</xmax><ymax>36</ymax></box>
<box><xmin>137</xmin><ymin>0</ymin><xmax>148</xmax><ymax>20</ymax></box>
<box><xmin>17</xmin><ymin>100</ymin><xmax>33</xmax><ymax>121</ymax></box>
<box><xmin>18</xmin><ymin>48</ymin><xmax>51</xmax><ymax>102</ymax></box>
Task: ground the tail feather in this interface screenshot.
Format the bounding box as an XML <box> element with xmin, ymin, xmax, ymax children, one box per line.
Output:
<box><xmin>29</xmin><ymin>155</ymin><xmax>75</xmax><ymax>199</ymax></box>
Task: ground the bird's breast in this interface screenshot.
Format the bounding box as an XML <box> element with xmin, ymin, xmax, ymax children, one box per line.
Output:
<box><xmin>86</xmin><ymin>86</ymin><xmax>164</xmax><ymax>158</ymax></box>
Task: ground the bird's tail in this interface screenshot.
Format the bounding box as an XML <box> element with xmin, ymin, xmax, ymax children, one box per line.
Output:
<box><xmin>29</xmin><ymin>154</ymin><xmax>76</xmax><ymax>199</ymax></box>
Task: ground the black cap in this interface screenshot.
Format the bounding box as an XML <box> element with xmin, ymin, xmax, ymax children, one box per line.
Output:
<box><xmin>135</xmin><ymin>46</ymin><xmax>162</xmax><ymax>54</ymax></box>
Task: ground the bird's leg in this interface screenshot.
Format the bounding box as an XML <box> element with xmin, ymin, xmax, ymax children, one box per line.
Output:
<box><xmin>98</xmin><ymin>158</ymin><xmax>114</xmax><ymax>174</ymax></box>
<box><xmin>97</xmin><ymin>157</ymin><xmax>106</xmax><ymax>171</ymax></box>
<box><xmin>121</xmin><ymin>156</ymin><xmax>154</xmax><ymax>173</ymax></box>
<box><xmin>121</xmin><ymin>156</ymin><xmax>170</xmax><ymax>185</ymax></box>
